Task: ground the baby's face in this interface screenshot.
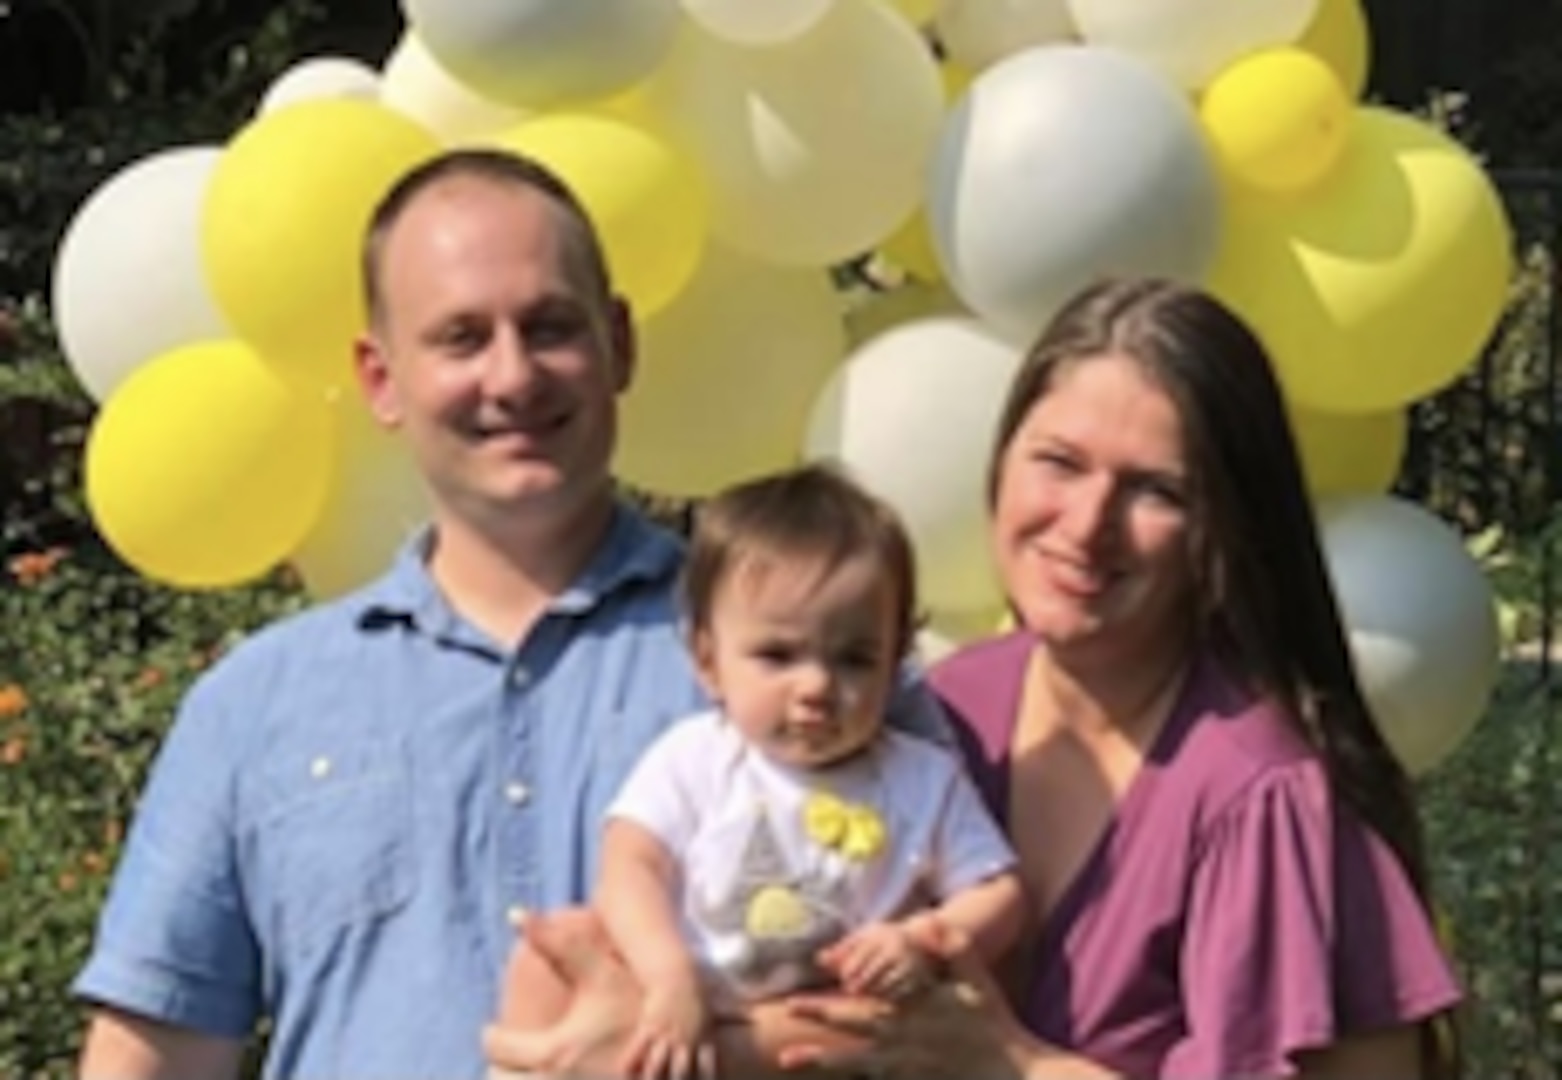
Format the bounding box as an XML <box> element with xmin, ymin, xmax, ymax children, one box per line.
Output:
<box><xmin>693</xmin><ymin>553</ymin><xmax>900</xmax><ymax>769</ymax></box>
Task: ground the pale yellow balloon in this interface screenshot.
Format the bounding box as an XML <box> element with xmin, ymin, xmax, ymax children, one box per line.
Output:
<box><xmin>1289</xmin><ymin>404</ymin><xmax>1406</xmax><ymax>496</ymax></box>
<box><xmin>379</xmin><ymin>32</ymin><xmax>529</xmax><ymax>145</ymax></box>
<box><xmin>641</xmin><ymin>0</ymin><xmax>943</xmax><ymax>266</ymax></box>
<box><xmin>203</xmin><ymin>100</ymin><xmax>439</xmax><ymax>387</ymax></box>
<box><xmin>1295</xmin><ymin>0</ymin><xmax>1369</xmax><ymax>99</ymax></box>
<box><xmin>890</xmin><ymin>0</ymin><xmax>938</xmax><ymax>25</ymax></box>
<box><xmin>495</xmin><ymin>112</ymin><xmax>706</xmax><ymax>317</ymax></box>
<box><xmin>290</xmin><ymin>390</ymin><xmax>431</xmax><ymax>598</ymax></box>
<box><xmin>617</xmin><ymin>244</ymin><xmax>848</xmax><ymax>497</ymax></box>
<box><xmin>1201</xmin><ymin>48</ymin><xmax>1351</xmax><ymax>194</ymax></box>
<box><xmin>85</xmin><ymin>340</ymin><xmax>336</xmax><ymax>589</ymax></box>
<box><xmin>1208</xmin><ymin>107</ymin><xmax>1513</xmax><ymax>414</ymax></box>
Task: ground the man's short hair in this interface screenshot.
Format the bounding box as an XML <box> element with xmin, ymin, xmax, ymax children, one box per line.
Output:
<box><xmin>360</xmin><ymin>147</ymin><xmax>614</xmax><ymax>328</ymax></box>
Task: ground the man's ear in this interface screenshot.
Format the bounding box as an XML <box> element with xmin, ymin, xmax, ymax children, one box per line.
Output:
<box><xmin>354</xmin><ymin>333</ymin><xmax>402</xmax><ymax>429</ymax></box>
<box><xmin>607</xmin><ymin>295</ymin><xmax>635</xmax><ymax>395</ymax></box>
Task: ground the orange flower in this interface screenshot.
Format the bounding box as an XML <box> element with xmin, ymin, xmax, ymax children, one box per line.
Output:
<box><xmin>134</xmin><ymin>666</ymin><xmax>166</xmax><ymax>692</ymax></box>
<box><xmin>81</xmin><ymin>851</ymin><xmax>108</xmax><ymax>875</ymax></box>
<box><xmin>8</xmin><ymin>546</ymin><xmax>67</xmax><ymax>585</ymax></box>
<box><xmin>0</xmin><ymin>684</ymin><xmax>28</xmax><ymax>718</ymax></box>
<box><xmin>57</xmin><ymin>870</ymin><xmax>79</xmax><ymax>893</ymax></box>
<box><xmin>1</xmin><ymin>736</ymin><xmax>25</xmax><ymax>766</ymax></box>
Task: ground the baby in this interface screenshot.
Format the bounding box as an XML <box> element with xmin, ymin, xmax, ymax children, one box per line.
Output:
<box><xmin>501</xmin><ymin>463</ymin><xmax>1025</xmax><ymax>1079</ymax></box>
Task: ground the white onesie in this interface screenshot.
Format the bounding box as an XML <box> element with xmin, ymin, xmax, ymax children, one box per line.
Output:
<box><xmin>605</xmin><ymin>709</ymin><xmax>1017</xmax><ymax>1011</ymax></box>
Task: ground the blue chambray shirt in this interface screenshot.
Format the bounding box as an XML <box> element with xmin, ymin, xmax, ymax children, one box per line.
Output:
<box><xmin>74</xmin><ymin>502</ymin><xmax>950</xmax><ymax>1079</ymax></box>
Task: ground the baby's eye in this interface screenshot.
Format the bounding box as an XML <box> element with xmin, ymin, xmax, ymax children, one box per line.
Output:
<box><xmin>752</xmin><ymin>643</ymin><xmax>799</xmax><ymax>666</ymax></box>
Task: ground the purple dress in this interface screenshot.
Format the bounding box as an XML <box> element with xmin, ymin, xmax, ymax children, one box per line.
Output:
<box><xmin>929</xmin><ymin>633</ymin><xmax>1461</xmax><ymax>1079</ymax></box>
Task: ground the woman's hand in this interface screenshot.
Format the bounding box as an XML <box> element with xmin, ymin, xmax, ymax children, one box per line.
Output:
<box><xmin>484</xmin><ymin>909</ymin><xmax>643</xmax><ymax>1078</ymax></box>
<box><xmin>778</xmin><ymin>924</ymin><xmax>1051</xmax><ymax>1080</ymax></box>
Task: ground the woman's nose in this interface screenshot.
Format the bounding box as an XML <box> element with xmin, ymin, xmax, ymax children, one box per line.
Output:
<box><xmin>1060</xmin><ymin>476</ymin><xmax>1118</xmax><ymax>549</ymax></box>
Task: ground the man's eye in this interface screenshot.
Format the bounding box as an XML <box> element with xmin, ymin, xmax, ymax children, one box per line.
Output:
<box><xmin>523</xmin><ymin>315</ymin><xmax>585</xmax><ymax>350</ymax></box>
<box><xmin>436</xmin><ymin>323</ymin><xmax>486</xmax><ymax>354</ymax></box>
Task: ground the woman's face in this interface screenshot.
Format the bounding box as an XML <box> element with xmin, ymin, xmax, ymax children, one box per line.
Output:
<box><xmin>992</xmin><ymin>352</ymin><xmax>1195</xmax><ymax>660</ymax></box>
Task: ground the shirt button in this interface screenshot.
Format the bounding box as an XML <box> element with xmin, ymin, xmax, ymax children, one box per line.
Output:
<box><xmin>510</xmin><ymin>667</ymin><xmax>530</xmax><ymax>689</ymax></box>
<box><xmin>505</xmin><ymin>781</ymin><xmax>530</xmax><ymax>805</ymax></box>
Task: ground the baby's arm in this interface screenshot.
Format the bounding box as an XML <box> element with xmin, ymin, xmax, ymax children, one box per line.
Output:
<box><xmin>930</xmin><ymin>867</ymin><xmax>1028</xmax><ymax>967</ymax></box>
<box><xmin>596</xmin><ymin>818</ymin><xmax>715</xmax><ymax>1079</ymax></box>
<box><xmin>825</xmin><ymin>871</ymin><xmax>1027</xmax><ymax>998</ymax></box>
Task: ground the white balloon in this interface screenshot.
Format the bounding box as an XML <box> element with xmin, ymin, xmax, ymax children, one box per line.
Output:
<box><xmin>805</xmin><ymin>317</ymin><xmax>1019</xmax><ymax>614</ymax></box>
<box><xmin>642</xmin><ymin>0</ymin><xmax>944</xmax><ymax>266</ymax></box>
<box><xmin>1067</xmin><ymin>0</ymin><xmax>1318</xmax><ymax>89</ymax></box>
<box><xmin>683</xmin><ymin>0</ymin><xmax>835</xmax><ymax>46</ymax></box>
<box><xmin>935</xmin><ymin>0</ymin><xmax>1077</xmax><ymax>72</ymax></box>
<box><xmin>379</xmin><ymin>33</ymin><xmax>528</xmax><ymax>143</ymax></box>
<box><xmin>259</xmin><ymin>56</ymin><xmax>380</xmax><ymax>115</ymax></box>
<box><xmin>617</xmin><ymin>244</ymin><xmax>848</xmax><ymax>497</ymax></box>
<box><xmin>51</xmin><ymin>146</ymin><xmax>229</xmax><ymax>402</ymax></box>
<box><xmin>928</xmin><ymin>45</ymin><xmax>1220</xmax><ymax>343</ymax></box>
<box><xmin>402</xmin><ymin>0</ymin><xmax>682</xmax><ymax>107</ymax></box>
<box><xmin>291</xmin><ymin>390</ymin><xmax>431</xmax><ymax>599</ymax></box>
<box><xmin>1320</xmin><ymin>495</ymin><xmax>1501</xmax><ymax>775</ymax></box>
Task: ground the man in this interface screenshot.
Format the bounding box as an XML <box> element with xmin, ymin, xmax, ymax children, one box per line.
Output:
<box><xmin>74</xmin><ymin>149</ymin><xmax>943</xmax><ymax>1078</ymax></box>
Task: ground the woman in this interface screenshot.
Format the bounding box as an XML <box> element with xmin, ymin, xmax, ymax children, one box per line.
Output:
<box><xmin>785</xmin><ymin>276</ymin><xmax>1462</xmax><ymax>1079</ymax></box>
<box><xmin>488</xmin><ymin>278</ymin><xmax>1461</xmax><ymax>1079</ymax></box>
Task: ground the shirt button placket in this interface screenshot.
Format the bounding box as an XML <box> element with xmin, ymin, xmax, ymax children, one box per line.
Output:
<box><xmin>502</xmin><ymin>661</ymin><xmax>539</xmax><ymax>909</ymax></box>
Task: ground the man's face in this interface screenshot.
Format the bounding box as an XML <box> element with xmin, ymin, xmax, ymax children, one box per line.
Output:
<box><xmin>355</xmin><ymin>175</ymin><xmax>632</xmax><ymax>532</ymax></box>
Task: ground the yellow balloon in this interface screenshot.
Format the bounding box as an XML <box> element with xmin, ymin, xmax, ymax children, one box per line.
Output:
<box><xmin>1208</xmin><ymin>107</ymin><xmax>1512</xmax><ymax>414</ymax></box>
<box><xmin>879</xmin><ymin>210</ymin><xmax>944</xmax><ymax>282</ymax></box>
<box><xmin>1289</xmin><ymin>404</ymin><xmax>1406</xmax><ymax>496</ymax></box>
<box><xmin>1296</xmin><ymin>0</ymin><xmax>1369</xmax><ymax>99</ymax></box>
<box><xmin>618</xmin><ymin>244</ymin><xmax>847</xmax><ymax>497</ymax></box>
<box><xmin>203</xmin><ymin>100</ymin><xmax>439</xmax><ymax>386</ymax></box>
<box><xmin>85</xmin><ymin>340</ymin><xmax>336</xmax><ymax>589</ymax></box>
<box><xmin>1201</xmin><ymin>47</ymin><xmax>1350</xmax><ymax>194</ymax></box>
<box><xmin>495</xmin><ymin>112</ymin><xmax>705</xmax><ymax>317</ymax></box>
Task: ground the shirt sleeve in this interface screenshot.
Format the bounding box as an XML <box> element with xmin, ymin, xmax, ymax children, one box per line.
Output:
<box><xmin>1161</xmin><ymin>765</ymin><xmax>1461</xmax><ymax>1079</ymax></box>
<box><xmin>71</xmin><ymin>671</ymin><xmax>262</xmax><ymax>1037</ymax></box>
<box><xmin>922</xmin><ymin>748</ymin><xmax>1019</xmax><ymax>898</ymax></box>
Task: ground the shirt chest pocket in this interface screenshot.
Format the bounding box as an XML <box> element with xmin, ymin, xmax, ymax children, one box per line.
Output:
<box><xmin>250</xmin><ymin>743</ymin><xmax>415</xmax><ymax>957</ymax></box>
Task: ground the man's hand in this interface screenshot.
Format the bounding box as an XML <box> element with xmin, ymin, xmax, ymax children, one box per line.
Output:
<box><xmin>484</xmin><ymin>909</ymin><xmax>643</xmax><ymax>1077</ymax></box>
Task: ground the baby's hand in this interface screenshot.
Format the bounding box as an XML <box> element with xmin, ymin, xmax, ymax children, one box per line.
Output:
<box><xmin>821</xmin><ymin>919</ymin><xmax>938</xmax><ymax>1000</ymax></box>
<box><xmin>619</xmin><ymin>981</ymin><xmax>716</xmax><ymax>1080</ymax></box>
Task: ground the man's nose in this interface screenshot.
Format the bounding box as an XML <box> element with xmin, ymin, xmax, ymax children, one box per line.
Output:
<box><xmin>483</xmin><ymin>327</ymin><xmax>542</xmax><ymax>398</ymax></box>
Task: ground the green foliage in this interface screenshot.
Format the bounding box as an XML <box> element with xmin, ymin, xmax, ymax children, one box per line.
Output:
<box><xmin>0</xmin><ymin>0</ymin><xmax>329</xmax><ymax>298</ymax></box>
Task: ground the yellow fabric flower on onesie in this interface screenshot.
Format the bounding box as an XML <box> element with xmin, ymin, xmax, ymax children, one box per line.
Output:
<box><xmin>802</xmin><ymin>792</ymin><xmax>887</xmax><ymax>862</ymax></box>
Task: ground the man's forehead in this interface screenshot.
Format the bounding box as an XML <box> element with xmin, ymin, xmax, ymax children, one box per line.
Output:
<box><xmin>389</xmin><ymin>174</ymin><xmax>563</xmax><ymax>250</ymax></box>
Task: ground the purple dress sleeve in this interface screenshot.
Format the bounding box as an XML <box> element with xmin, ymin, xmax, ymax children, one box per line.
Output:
<box><xmin>1162</xmin><ymin>762</ymin><xmax>1461</xmax><ymax>1079</ymax></box>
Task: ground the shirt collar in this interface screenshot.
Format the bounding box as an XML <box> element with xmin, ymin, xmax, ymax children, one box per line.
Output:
<box><xmin>352</xmin><ymin>501</ymin><xmax>684</xmax><ymax>638</ymax></box>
